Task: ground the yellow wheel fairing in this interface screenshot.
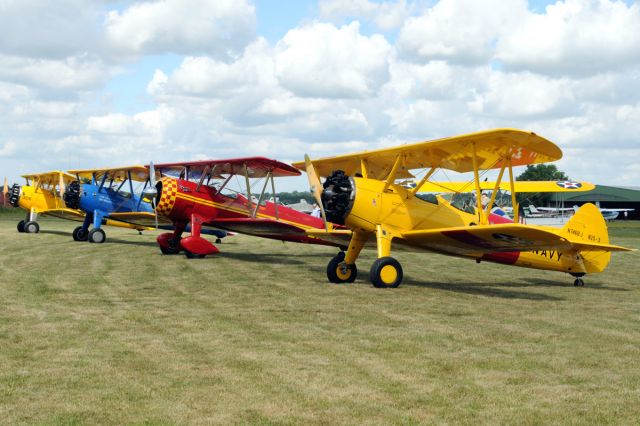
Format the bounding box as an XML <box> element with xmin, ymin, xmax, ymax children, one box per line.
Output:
<box><xmin>379</xmin><ymin>264</ymin><xmax>398</xmax><ymax>284</ymax></box>
<box><xmin>156</xmin><ymin>177</ymin><xmax>179</xmax><ymax>216</ymax></box>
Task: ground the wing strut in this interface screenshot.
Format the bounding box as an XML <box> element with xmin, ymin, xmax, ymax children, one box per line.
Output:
<box><xmin>196</xmin><ymin>165</ymin><xmax>211</xmax><ymax>192</ymax></box>
<box><xmin>252</xmin><ymin>171</ymin><xmax>271</xmax><ymax>218</ymax></box>
<box><xmin>360</xmin><ymin>159</ymin><xmax>369</xmax><ymax>179</ymax></box>
<box><xmin>506</xmin><ymin>156</ymin><xmax>519</xmax><ymax>223</ymax></box>
<box><xmin>471</xmin><ymin>143</ymin><xmax>487</xmax><ymax>225</ymax></box>
<box><xmin>484</xmin><ymin>163</ymin><xmax>506</xmax><ymax>215</ymax></box>
<box><xmin>410</xmin><ymin>168</ymin><xmax>437</xmax><ymax>197</ymax></box>
<box><xmin>270</xmin><ymin>173</ymin><xmax>279</xmax><ymax>220</ymax></box>
<box><xmin>383</xmin><ymin>154</ymin><xmax>403</xmax><ymax>192</ymax></box>
<box><xmin>58</xmin><ymin>173</ymin><xmax>66</xmax><ymax>209</ymax></box>
<box><xmin>243</xmin><ymin>163</ymin><xmax>253</xmax><ymax>211</ymax></box>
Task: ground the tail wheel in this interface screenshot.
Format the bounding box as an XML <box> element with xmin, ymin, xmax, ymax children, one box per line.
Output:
<box><xmin>72</xmin><ymin>226</ymin><xmax>89</xmax><ymax>241</ymax></box>
<box><xmin>326</xmin><ymin>253</ymin><xmax>357</xmax><ymax>283</ymax></box>
<box><xmin>88</xmin><ymin>228</ymin><xmax>106</xmax><ymax>244</ymax></box>
<box><xmin>17</xmin><ymin>220</ymin><xmax>26</xmax><ymax>233</ymax></box>
<box><xmin>574</xmin><ymin>278</ymin><xmax>585</xmax><ymax>287</ymax></box>
<box><xmin>24</xmin><ymin>221</ymin><xmax>40</xmax><ymax>234</ymax></box>
<box><xmin>370</xmin><ymin>257</ymin><xmax>403</xmax><ymax>288</ymax></box>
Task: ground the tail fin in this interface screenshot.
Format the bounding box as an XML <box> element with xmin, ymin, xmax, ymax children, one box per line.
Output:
<box><xmin>561</xmin><ymin>203</ymin><xmax>612</xmax><ymax>273</ymax></box>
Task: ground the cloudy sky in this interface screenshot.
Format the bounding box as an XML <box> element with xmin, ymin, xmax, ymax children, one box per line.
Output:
<box><xmin>1</xmin><ymin>0</ymin><xmax>639</xmax><ymax>191</ymax></box>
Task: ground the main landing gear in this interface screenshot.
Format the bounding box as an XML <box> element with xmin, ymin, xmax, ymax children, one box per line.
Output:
<box><xmin>157</xmin><ymin>216</ymin><xmax>219</xmax><ymax>258</ymax></box>
<box><xmin>19</xmin><ymin>220</ymin><xmax>39</xmax><ymax>233</ymax></box>
<box><xmin>325</xmin><ymin>253</ymin><xmax>404</xmax><ymax>288</ymax></box>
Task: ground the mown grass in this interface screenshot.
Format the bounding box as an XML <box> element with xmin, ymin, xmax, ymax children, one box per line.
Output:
<box><xmin>0</xmin><ymin>211</ymin><xmax>639</xmax><ymax>425</ymax></box>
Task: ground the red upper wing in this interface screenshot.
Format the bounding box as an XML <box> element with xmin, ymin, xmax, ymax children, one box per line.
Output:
<box><xmin>151</xmin><ymin>157</ymin><xmax>300</xmax><ymax>178</ymax></box>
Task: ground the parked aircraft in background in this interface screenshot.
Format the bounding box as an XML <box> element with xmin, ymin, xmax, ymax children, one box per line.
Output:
<box><xmin>63</xmin><ymin>166</ymin><xmax>159</xmax><ymax>243</ymax></box>
<box><xmin>8</xmin><ymin>171</ymin><xmax>140</xmax><ymax>234</ymax></box>
<box><xmin>293</xmin><ymin>128</ymin><xmax>630</xmax><ymax>288</ymax></box>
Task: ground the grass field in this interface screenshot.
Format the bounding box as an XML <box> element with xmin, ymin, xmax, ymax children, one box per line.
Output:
<box><xmin>1</xmin><ymin>210</ymin><xmax>639</xmax><ymax>425</ymax></box>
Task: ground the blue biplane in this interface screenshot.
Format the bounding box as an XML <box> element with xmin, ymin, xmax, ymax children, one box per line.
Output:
<box><xmin>63</xmin><ymin>165</ymin><xmax>228</xmax><ymax>244</ymax></box>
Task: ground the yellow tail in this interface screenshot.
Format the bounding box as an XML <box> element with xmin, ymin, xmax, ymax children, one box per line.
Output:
<box><xmin>561</xmin><ymin>203</ymin><xmax>611</xmax><ymax>274</ymax></box>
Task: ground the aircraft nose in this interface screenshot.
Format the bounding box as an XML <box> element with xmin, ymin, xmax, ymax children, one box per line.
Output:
<box><xmin>63</xmin><ymin>181</ymin><xmax>82</xmax><ymax>209</ymax></box>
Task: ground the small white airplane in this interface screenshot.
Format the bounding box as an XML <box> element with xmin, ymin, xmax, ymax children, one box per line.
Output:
<box><xmin>528</xmin><ymin>204</ymin><xmax>634</xmax><ymax>223</ymax></box>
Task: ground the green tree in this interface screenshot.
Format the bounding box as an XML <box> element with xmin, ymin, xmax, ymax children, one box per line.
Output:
<box><xmin>516</xmin><ymin>164</ymin><xmax>569</xmax><ymax>206</ymax></box>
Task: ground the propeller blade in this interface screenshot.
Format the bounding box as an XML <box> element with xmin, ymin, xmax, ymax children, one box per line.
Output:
<box><xmin>304</xmin><ymin>154</ymin><xmax>328</xmax><ymax>231</ymax></box>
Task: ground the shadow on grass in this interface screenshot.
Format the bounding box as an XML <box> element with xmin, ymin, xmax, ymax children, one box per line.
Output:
<box><xmin>403</xmin><ymin>278</ymin><xmax>565</xmax><ymax>301</ymax></box>
<box><xmin>39</xmin><ymin>230</ymin><xmax>72</xmax><ymax>237</ymax></box>
<box><xmin>217</xmin><ymin>252</ymin><xmax>312</xmax><ymax>265</ymax></box>
<box><xmin>523</xmin><ymin>277</ymin><xmax>629</xmax><ymax>291</ymax></box>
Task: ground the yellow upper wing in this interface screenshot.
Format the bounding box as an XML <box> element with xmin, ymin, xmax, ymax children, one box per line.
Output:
<box><xmin>68</xmin><ymin>165</ymin><xmax>151</xmax><ymax>182</ymax></box>
<box><xmin>418</xmin><ymin>180</ymin><xmax>595</xmax><ymax>193</ymax></box>
<box><xmin>292</xmin><ymin>129</ymin><xmax>561</xmax><ymax>179</ymax></box>
<box><xmin>22</xmin><ymin>171</ymin><xmax>77</xmax><ymax>185</ymax></box>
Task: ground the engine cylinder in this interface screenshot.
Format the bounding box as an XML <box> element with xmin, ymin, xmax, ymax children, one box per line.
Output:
<box><xmin>63</xmin><ymin>181</ymin><xmax>82</xmax><ymax>209</ymax></box>
<box><xmin>322</xmin><ymin>170</ymin><xmax>355</xmax><ymax>224</ymax></box>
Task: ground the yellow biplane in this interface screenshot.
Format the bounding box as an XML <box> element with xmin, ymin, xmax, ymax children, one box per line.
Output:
<box><xmin>293</xmin><ymin>128</ymin><xmax>631</xmax><ymax>288</ymax></box>
<box><xmin>9</xmin><ymin>171</ymin><xmax>147</xmax><ymax>234</ymax></box>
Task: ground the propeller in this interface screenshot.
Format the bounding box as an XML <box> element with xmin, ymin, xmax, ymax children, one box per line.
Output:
<box><xmin>142</xmin><ymin>162</ymin><xmax>159</xmax><ymax>229</ymax></box>
<box><xmin>58</xmin><ymin>174</ymin><xmax>66</xmax><ymax>208</ymax></box>
<box><xmin>304</xmin><ymin>154</ymin><xmax>329</xmax><ymax>231</ymax></box>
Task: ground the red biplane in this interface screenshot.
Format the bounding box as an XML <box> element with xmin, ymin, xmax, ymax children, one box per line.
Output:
<box><xmin>148</xmin><ymin>157</ymin><xmax>343</xmax><ymax>258</ymax></box>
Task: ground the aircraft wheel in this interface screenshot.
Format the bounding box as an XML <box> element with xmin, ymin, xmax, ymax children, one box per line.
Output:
<box><xmin>215</xmin><ymin>238</ymin><xmax>222</xmax><ymax>244</ymax></box>
<box><xmin>326</xmin><ymin>253</ymin><xmax>357</xmax><ymax>283</ymax></box>
<box><xmin>73</xmin><ymin>226</ymin><xmax>89</xmax><ymax>241</ymax></box>
<box><xmin>24</xmin><ymin>221</ymin><xmax>40</xmax><ymax>234</ymax></box>
<box><xmin>160</xmin><ymin>245</ymin><xmax>180</xmax><ymax>255</ymax></box>
<box><xmin>370</xmin><ymin>257</ymin><xmax>403</xmax><ymax>288</ymax></box>
<box><xmin>573</xmin><ymin>278</ymin><xmax>585</xmax><ymax>287</ymax></box>
<box><xmin>17</xmin><ymin>220</ymin><xmax>26</xmax><ymax>233</ymax></box>
<box><xmin>88</xmin><ymin>228</ymin><xmax>106</xmax><ymax>244</ymax></box>
<box><xmin>185</xmin><ymin>250</ymin><xmax>205</xmax><ymax>259</ymax></box>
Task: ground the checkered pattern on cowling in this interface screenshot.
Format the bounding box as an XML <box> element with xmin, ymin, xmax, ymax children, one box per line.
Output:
<box><xmin>156</xmin><ymin>177</ymin><xmax>178</xmax><ymax>216</ymax></box>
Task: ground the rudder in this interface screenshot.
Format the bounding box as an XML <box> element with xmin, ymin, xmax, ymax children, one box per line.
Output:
<box><xmin>562</xmin><ymin>203</ymin><xmax>611</xmax><ymax>273</ymax></box>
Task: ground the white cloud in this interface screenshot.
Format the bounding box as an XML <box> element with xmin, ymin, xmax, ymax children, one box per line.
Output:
<box><xmin>397</xmin><ymin>0</ymin><xmax>528</xmax><ymax>65</ymax></box>
<box><xmin>0</xmin><ymin>54</ymin><xmax>113</xmax><ymax>92</ymax></box>
<box><xmin>497</xmin><ymin>0</ymin><xmax>640</xmax><ymax>76</ymax></box>
<box><xmin>319</xmin><ymin>0</ymin><xmax>411</xmax><ymax>30</ymax></box>
<box><xmin>105</xmin><ymin>0</ymin><xmax>256</xmax><ymax>59</ymax></box>
<box><xmin>274</xmin><ymin>22</ymin><xmax>392</xmax><ymax>98</ymax></box>
<box><xmin>0</xmin><ymin>0</ymin><xmax>102</xmax><ymax>58</ymax></box>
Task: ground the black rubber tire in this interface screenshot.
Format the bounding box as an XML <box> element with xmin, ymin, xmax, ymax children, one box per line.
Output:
<box><xmin>24</xmin><ymin>221</ymin><xmax>40</xmax><ymax>234</ymax></box>
<box><xmin>326</xmin><ymin>253</ymin><xmax>357</xmax><ymax>283</ymax></box>
<box><xmin>185</xmin><ymin>250</ymin><xmax>205</xmax><ymax>259</ymax></box>
<box><xmin>215</xmin><ymin>238</ymin><xmax>222</xmax><ymax>244</ymax></box>
<box><xmin>88</xmin><ymin>228</ymin><xmax>106</xmax><ymax>244</ymax></box>
<box><xmin>17</xmin><ymin>220</ymin><xmax>26</xmax><ymax>233</ymax></box>
<box><xmin>73</xmin><ymin>226</ymin><xmax>89</xmax><ymax>241</ymax></box>
<box><xmin>160</xmin><ymin>245</ymin><xmax>180</xmax><ymax>255</ymax></box>
<box><xmin>370</xmin><ymin>257</ymin><xmax>403</xmax><ymax>288</ymax></box>
<box><xmin>574</xmin><ymin>278</ymin><xmax>585</xmax><ymax>287</ymax></box>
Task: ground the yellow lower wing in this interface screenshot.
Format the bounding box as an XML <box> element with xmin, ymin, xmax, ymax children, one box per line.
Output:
<box><xmin>402</xmin><ymin>223</ymin><xmax>629</xmax><ymax>256</ymax></box>
<box><xmin>42</xmin><ymin>208</ymin><xmax>85</xmax><ymax>222</ymax></box>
